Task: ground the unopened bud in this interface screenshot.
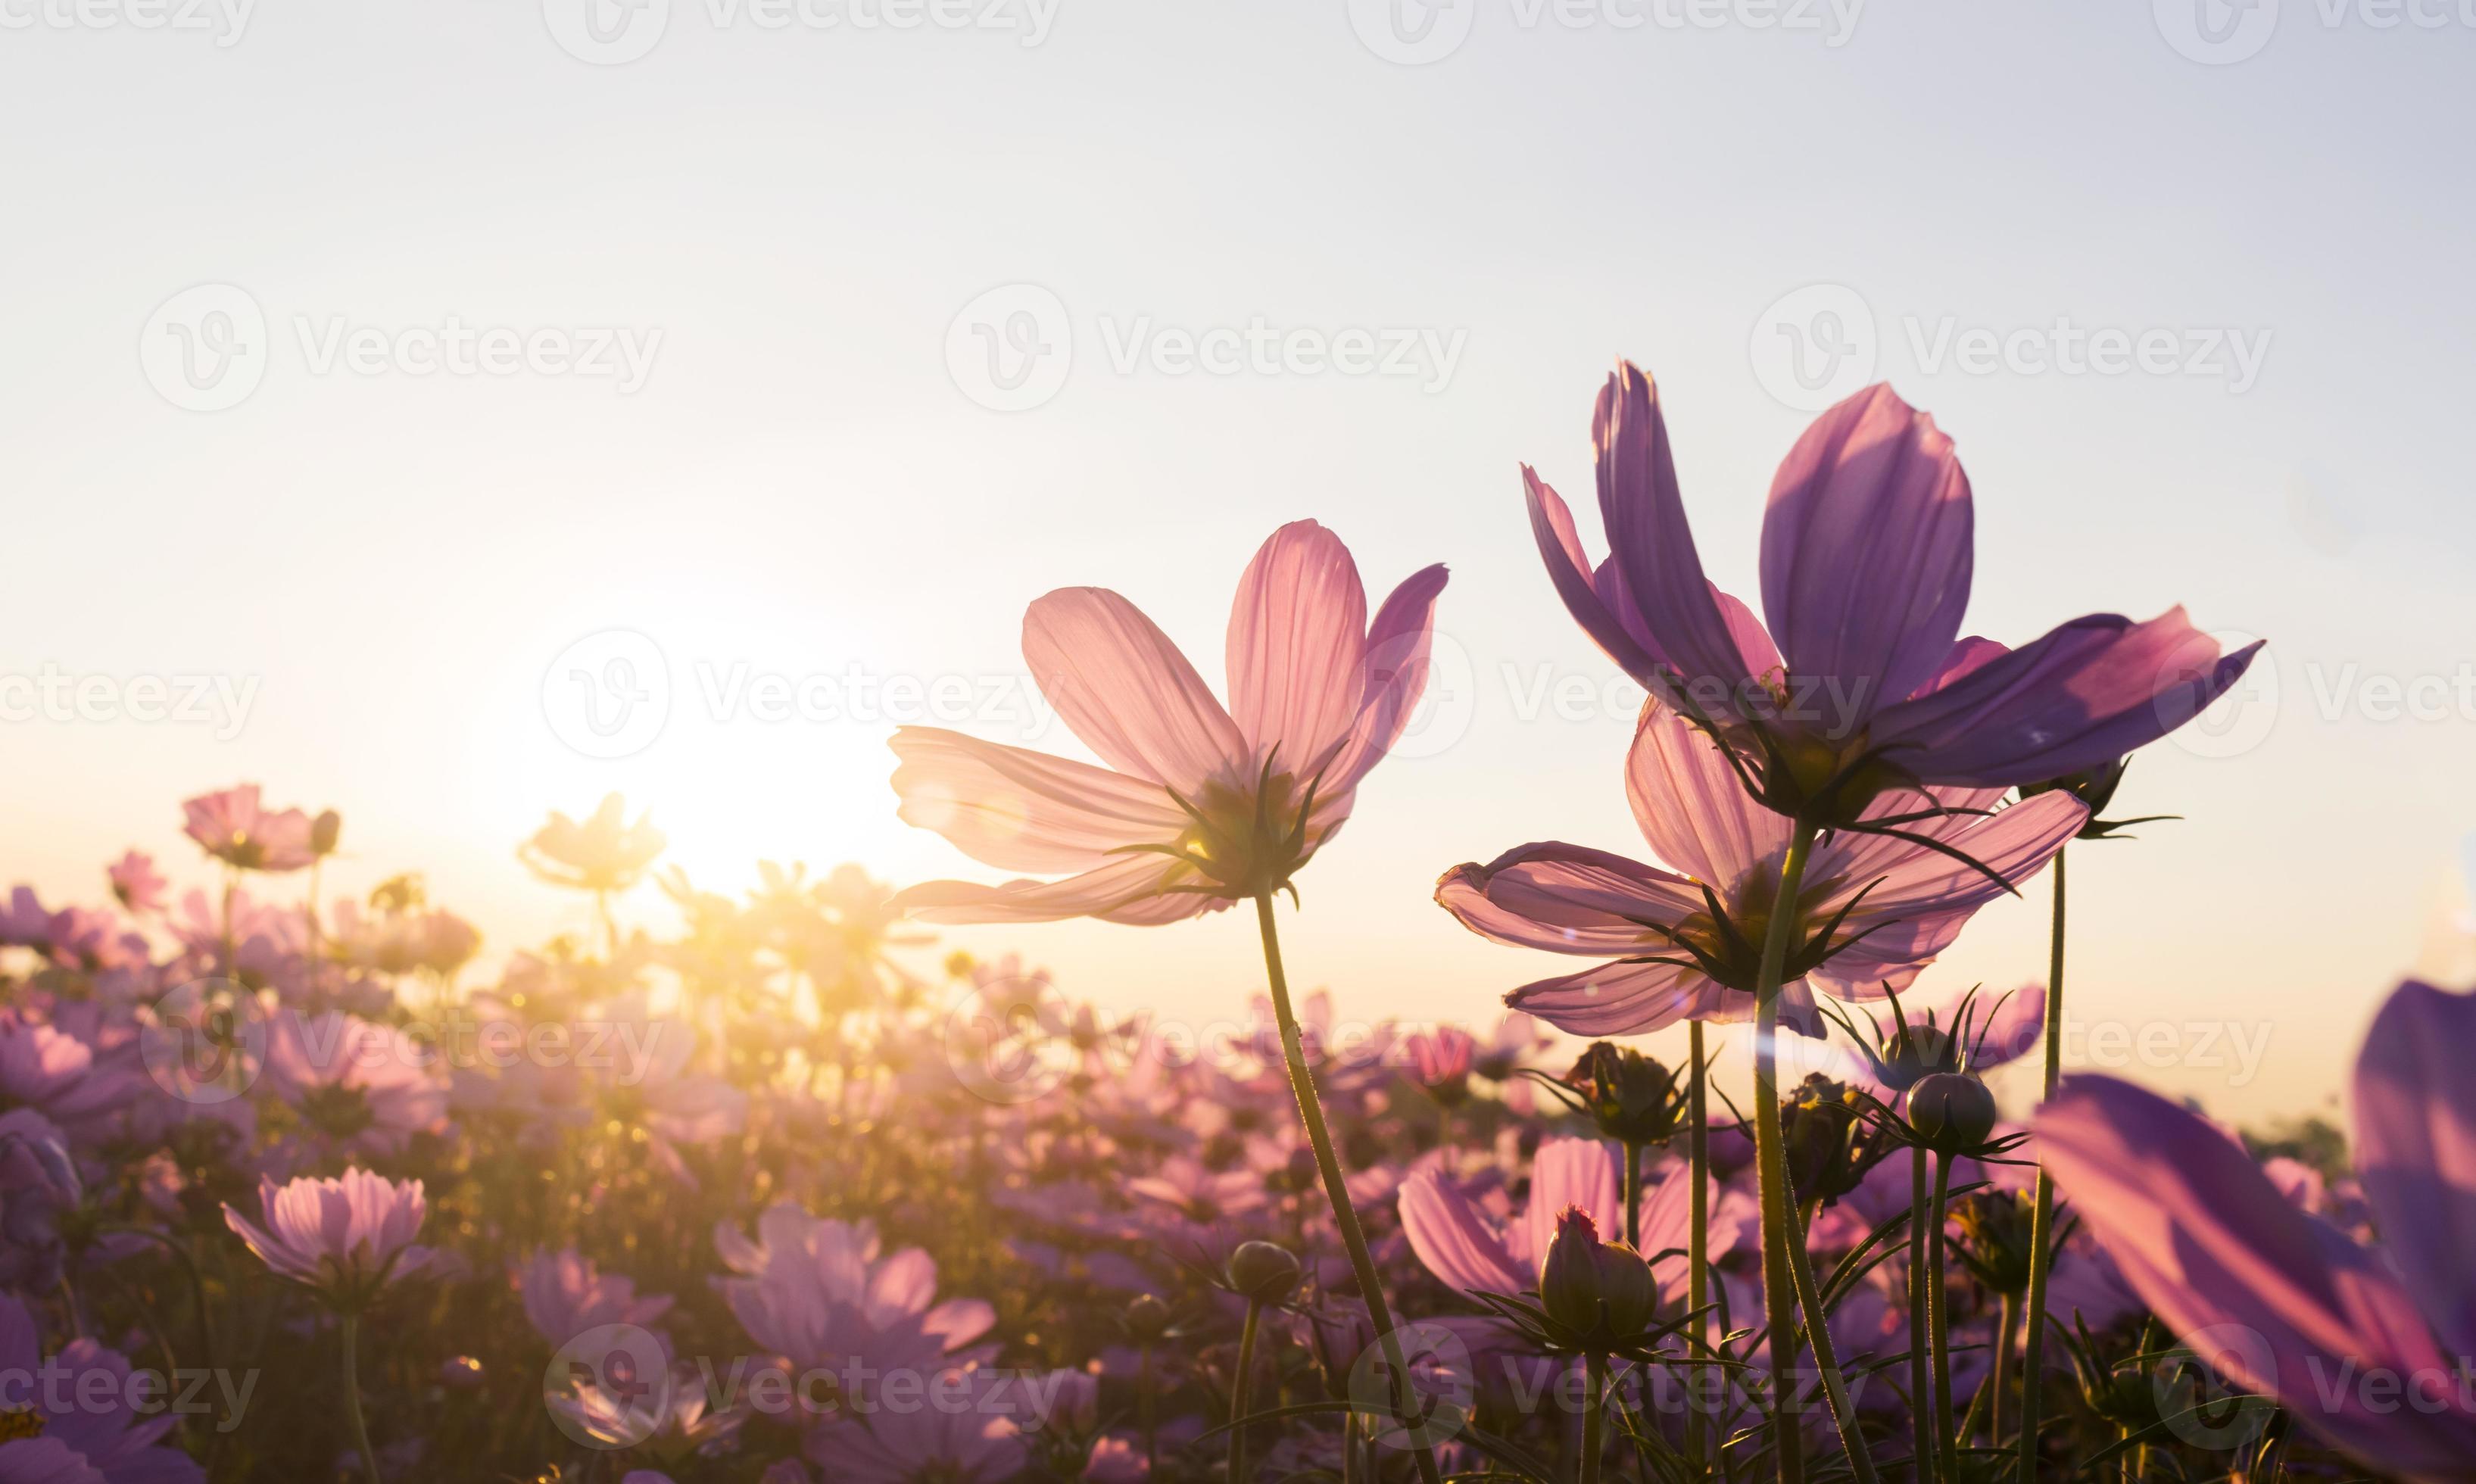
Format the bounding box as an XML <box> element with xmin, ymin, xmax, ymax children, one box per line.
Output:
<box><xmin>1537</xmin><ymin>1207</ymin><xmax>1657</xmax><ymax>1351</ymax></box>
<box><xmin>1226</xmin><ymin>1241</ymin><xmax>1302</xmax><ymax>1305</ymax></box>
<box><xmin>1907</xmin><ymin>1072</ymin><xmax>1998</xmax><ymax>1154</ymax></box>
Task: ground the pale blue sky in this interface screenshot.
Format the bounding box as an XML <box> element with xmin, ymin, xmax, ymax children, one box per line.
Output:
<box><xmin>4</xmin><ymin>0</ymin><xmax>2471</xmax><ymax>1116</ymax></box>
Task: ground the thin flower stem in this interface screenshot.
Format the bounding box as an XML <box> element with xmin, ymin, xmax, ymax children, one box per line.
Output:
<box><xmin>341</xmin><ymin>1312</ymin><xmax>383</xmax><ymax>1484</ymax></box>
<box><xmin>2017</xmin><ymin>845</ymin><xmax>2066</xmax><ymax>1480</ymax></box>
<box><xmin>1583</xmin><ymin>1353</ymin><xmax>1608</xmax><ymax>1484</ymax></box>
<box><xmin>1929</xmin><ymin>1153</ymin><xmax>1957</xmax><ymax>1483</ymax></box>
<box><xmin>1991</xmin><ymin>1289</ymin><xmax>2021</xmax><ymax>1445</ymax></box>
<box><xmin>1750</xmin><ymin>823</ymin><xmax>1876</xmax><ymax>1484</ymax></box>
<box><xmin>1252</xmin><ymin>893</ymin><xmax>1445</xmax><ymax>1484</ymax></box>
<box><xmin>1908</xmin><ymin>1147</ymin><xmax>1935</xmax><ymax>1484</ymax></box>
<box><xmin>1689</xmin><ymin>1020</ymin><xmax>1710</xmax><ymax>1481</ymax></box>
<box><xmin>1230</xmin><ymin>1298</ymin><xmax>1263</xmax><ymax>1484</ymax></box>
<box><xmin>1624</xmin><ymin>1141</ymin><xmax>1642</xmax><ymax>1248</ymax></box>
<box><xmin>1750</xmin><ymin>826</ymin><xmax>1812</xmax><ymax>1484</ymax></box>
<box><xmin>1140</xmin><ymin>1341</ymin><xmax>1157</xmax><ymax>1478</ymax></box>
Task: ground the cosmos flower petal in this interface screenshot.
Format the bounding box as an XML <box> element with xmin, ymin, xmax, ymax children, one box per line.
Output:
<box><xmin>2350</xmin><ymin>979</ymin><xmax>2476</xmax><ymax>1358</ymax></box>
<box><xmin>1436</xmin><ymin>845</ymin><xmax>1700</xmax><ymax>956</ymax></box>
<box><xmin>1224</xmin><ymin>520</ymin><xmax>1369</xmax><ymax>772</ymax></box>
<box><xmin>1398</xmin><ymin>1171</ymin><xmax>1530</xmax><ymax>1297</ymax></box>
<box><xmin>888</xmin><ymin>728</ymin><xmax>1187</xmax><ymax>874</ymax></box>
<box><xmin>1593</xmin><ymin>363</ymin><xmax>1749</xmax><ymax>696</ymax></box>
<box><xmin>1021</xmin><ymin>586</ymin><xmax>1249</xmax><ymax>793</ymax></box>
<box><xmin>1759</xmin><ymin>384</ymin><xmax>1973</xmax><ymax>716</ymax></box>
<box><xmin>1623</xmin><ymin>703</ymin><xmax>1793</xmax><ymax>890</ymax></box>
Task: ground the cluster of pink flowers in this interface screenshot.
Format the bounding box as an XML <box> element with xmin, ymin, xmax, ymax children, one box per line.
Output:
<box><xmin>0</xmin><ymin>366</ymin><xmax>2450</xmax><ymax>1484</ymax></box>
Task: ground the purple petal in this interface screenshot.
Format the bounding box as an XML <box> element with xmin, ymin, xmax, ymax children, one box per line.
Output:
<box><xmin>2350</xmin><ymin>979</ymin><xmax>2476</xmax><ymax>1358</ymax></box>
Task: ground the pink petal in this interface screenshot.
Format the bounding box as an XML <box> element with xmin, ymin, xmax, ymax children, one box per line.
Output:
<box><xmin>1504</xmin><ymin>959</ymin><xmax>1720</xmax><ymax>1037</ymax></box>
<box><xmin>1021</xmin><ymin>587</ymin><xmax>1246</xmax><ymax>793</ymax></box>
<box><xmin>890</xmin><ymin>858</ymin><xmax>1219</xmax><ymax>927</ymax></box>
<box><xmin>888</xmin><ymin>728</ymin><xmax>1184</xmax><ymax>873</ymax></box>
<box><xmin>1398</xmin><ymin>1172</ymin><xmax>1530</xmax><ymax>1296</ymax></box>
<box><xmin>1523</xmin><ymin>466</ymin><xmax>1663</xmax><ymax>681</ymax></box>
<box><xmin>1624</xmin><ymin>703</ymin><xmax>1792</xmax><ymax>891</ymax></box>
<box><xmin>1759</xmin><ymin>385</ymin><xmax>1973</xmax><ymax>717</ymax></box>
<box><xmin>1511</xmin><ymin>1137</ymin><xmax>1623</xmax><ymax>1270</ymax></box>
<box><xmin>1323</xmin><ymin>560</ymin><xmax>1449</xmax><ymax>794</ymax></box>
<box><xmin>1224</xmin><ymin>520</ymin><xmax>1367</xmax><ymax>772</ymax></box>
<box><xmin>1435</xmin><ymin>845</ymin><xmax>1699</xmax><ymax>956</ymax></box>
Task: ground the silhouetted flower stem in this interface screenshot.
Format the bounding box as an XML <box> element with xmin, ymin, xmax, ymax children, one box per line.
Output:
<box><xmin>2018</xmin><ymin>845</ymin><xmax>2066</xmax><ymax>1479</ymax></box>
<box><xmin>341</xmin><ymin>1312</ymin><xmax>382</xmax><ymax>1484</ymax></box>
<box><xmin>1909</xmin><ymin>1147</ymin><xmax>1935</xmax><ymax>1484</ymax></box>
<box><xmin>1583</xmin><ymin>1354</ymin><xmax>1608</xmax><ymax>1484</ymax></box>
<box><xmin>1230</xmin><ymin>1296</ymin><xmax>1264</xmax><ymax>1484</ymax></box>
<box><xmin>1929</xmin><ymin>1153</ymin><xmax>1957</xmax><ymax>1482</ymax></box>
<box><xmin>1688</xmin><ymin>1020</ymin><xmax>1710</xmax><ymax>1479</ymax></box>
<box><xmin>1253</xmin><ymin>893</ymin><xmax>1445</xmax><ymax>1484</ymax></box>
<box><xmin>1751</xmin><ymin>824</ymin><xmax>1876</xmax><ymax>1484</ymax></box>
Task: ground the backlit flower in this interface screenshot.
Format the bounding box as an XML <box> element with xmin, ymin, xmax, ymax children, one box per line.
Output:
<box><xmin>182</xmin><ymin>784</ymin><xmax>317</xmax><ymax>873</ymax></box>
<box><xmin>890</xmin><ymin>520</ymin><xmax>1445</xmax><ymax>922</ymax></box>
<box><xmin>223</xmin><ymin>1168</ymin><xmax>431</xmax><ymax>1308</ymax></box>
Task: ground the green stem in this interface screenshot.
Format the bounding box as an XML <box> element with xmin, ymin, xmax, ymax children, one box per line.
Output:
<box><xmin>1907</xmin><ymin>1148</ymin><xmax>1935</xmax><ymax>1484</ymax></box>
<box><xmin>1230</xmin><ymin>1298</ymin><xmax>1263</xmax><ymax>1484</ymax></box>
<box><xmin>1991</xmin><ymin>1289</ymin><xmax>2019</xmax><ymax>1448</ymax></box>
<box><xmin>1253</xmin><ymin>893</ymin><xmax>1444</xmax><ymax>1484</ymax></box>
<box><xmin>1751</xmin><ymin>824</ymin><xmax>1874</xmax><ymax>1484</ymax></box>
<box><xmin>1689</xmin><ymin>1020</ymin><xmax>1710</xmax><ymax>1481</ymax></box>
<box><xmin>1782</xmin><ymin>1195</ymin><xmax>1879</xmax><ymax>1484</ymax></box>
<box><xmin>1583</xmin><ymin>1353</ymin><xmax>1608</xmax><ymax>1484</ymax></box>
<box><xmin>1750</xmin><ymin>825</ymin><xmax>1815</xmax><ymax>1484</ymax></box>
<box><xmin>1929</xmin><ymin>1155</ymin><xmax>1957</xmax><ymax>1483</ymax></box>
<box><xmin>341</xmin><ymin>1312</ymin><xmax>383</xmax><ymax>1484</ymax></box>
<box><xmin>2018</xmin><ymin>845</ymin><xmax>2066</xmax><ymax>1481</ymax></box>
<box><xmin>1624</xmin><ymin>1140</ymin><xmax>1642</xmax><ymax>1248</ymax></box>
<box><xmin>1140</xmin><ymin>1341</ymin><xmax>1157</xmax><ymax>1478</ymax></box>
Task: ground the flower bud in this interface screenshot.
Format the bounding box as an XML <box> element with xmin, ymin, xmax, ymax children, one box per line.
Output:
<box><xmin>1907</xmin><ymin>1072</ymin><xmax>1998</xmax><ymax>1154</ymax></box>
<box><xmin>1225</xmin><ymin>1241</ymin><xmax>1302</xmax><ymax>1305</ymax></box>
<box><xmin>1537</xmin><ymin>1207</ymin><xmax>1657</xmax><ymax>1352</ymax></box>
<box><xmin>1782</xmin><ymin>1074</ymin><xmax>1893</xmax><ymax>1207</ymax></box>
<box><xmin>311</xmin><ymin>809</ymin><xmax>342</xmax><ymax>858</ymax></box>
<box><xmin>1124</xmin><ymin>1293</ymin><xmax>1171</xmax><ymax>1342</ymax></box>
<box><xmin>1564</xmin><ymin>1043</ymin><xmax>1684</xmax><ymax>1146</ymax></box>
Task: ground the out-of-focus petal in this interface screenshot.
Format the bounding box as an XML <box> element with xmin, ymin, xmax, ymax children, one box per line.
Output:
<box><xmin>1021</xmin><ymin>587</ymin><xmax>1247</xmax><ymax>793</ymax></box>
<box><xmin>1398</xmin><ymin>1172</ymin><xmax>1529</xmax><ymax>1297</ymax></box>
<box><xmin>2350</xmin><ymin>979</ymin><xmax>2476</xmax><ymax>1358</ymax></box>
<box><xmin>1512</xmin><ymin>1137</ymin><xmax>1623</xmax><ymax>1270</ymax></box>
<box><xmin>1759</xmin><ymin>385</ymin><xmax>1973</xmax><ymax>719</ymax></box>
<box><xmin>2037</xmin><ymin>1073</ymin><xmax>2476</xmax><ymax>1476</ymax></box>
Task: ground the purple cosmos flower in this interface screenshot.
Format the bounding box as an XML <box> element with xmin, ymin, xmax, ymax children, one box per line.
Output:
<box><xmin>1437</xmin><ymin>694</ymin><xmax>2082</xmax><ymax>1037</ymax></box>
<box><xmin>1524</xmin><ymin>364</ymin><xmax>2260</xmax><ymax>822</ymax></box>
<box><xmin>2036</xmin><ymin>978</ymin><xmax>2476</xmax><ymax>1477</ymax></box>
<box><xmin>261</xmin><ymin>1009</ymin><xmax>450</xmax><ymax>1158</ymax></box>
<box><xmin>0</xmin><ymin>1111</ymin><xmax>79</xmax><ymax>1294</ymax></box>
<box><xmin>0</xmin><ymin>1292</ymin><xmax>204</xmax><ymax>1482</ymax></box>
<box><xmin>806</xmin><ymin>1369</ymin><xmax>1028</xmax><ymax>1483</ymax></box>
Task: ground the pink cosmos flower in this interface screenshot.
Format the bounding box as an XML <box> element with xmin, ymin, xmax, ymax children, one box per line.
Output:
<box><xmin>518</xmin><ymin>1248</ymin><xmax>675</xmax><ymax>1350</ymax></box>
<box><xmin>1436</xmin><ymin>691</ymin><xmax>2084</xmax><ymax>1037</ymax></box>
<box><xmin>0</xmin><ymin>1293</ymin><xmax>205</xmax><ymax>1482</ymax></box>
<box><xmin>1403</xmin><ymin>1025</ymin><xmax>1476</xmax><ymax>1091</ymax></box>
<box><xmin>182</xmin><ymin>784</ymin><xmax>317</xmax><ymax>872</ymax></box>
<box><xmin>106</xmin><ymin>851</ymin><xmax>166</xmax><ymax>914</ymax></box>
<box><xmin>1398</xmin><ymin>1136</ymin><xmax>1751</xmax><ymax>1305</ymax></box>
<box><xmin>1524</xmin><ymin>364</ymin><xmax>2260</xmax><ymax>822</ymax></box>
<box><xmin>2036</xmin><ymin>978</ymin><xmax>2476</xmax><ymax>1478</ymax></box>
<box><xmin>261</xmin><ymin>1009</ymin><xmax>451</xmax><ymax>1157</ymax></box>
<box><xmin>717</xmin><ymin>1205</ymin><xmax>996</xmax><ymax>1395</ymax></box>
<box><xmin>223</xmin><ymin>1168</ymin><xmax>431</xmax><ymax>1306</ymax></box>
<box><xmin>807</xmin><ymin>1370</ymin><xmax>1028</xmax><ymax>1483</ymax></box>
<box><xmin>889</xmin><ymin>520</ymin><xmax>1445</xmax><ymax>923</ymax></box>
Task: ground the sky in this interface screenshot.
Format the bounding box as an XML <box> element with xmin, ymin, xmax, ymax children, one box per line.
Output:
<box><xmin>3</xmin><ymin>0</ymin><xmax>2471</xmax><ymax>1121</ymax></box>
